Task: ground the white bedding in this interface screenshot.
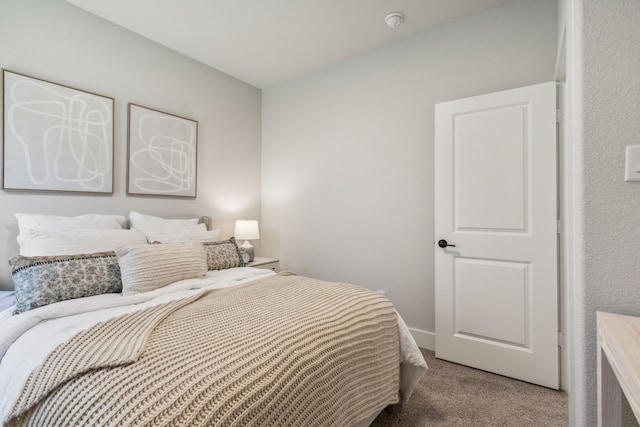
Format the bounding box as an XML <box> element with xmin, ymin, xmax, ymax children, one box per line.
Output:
<box><xmin>0</xmin><ymin>268</ymin><xmax>426</xmax><ymax>424</ymax></box>
<box><xmin>0</xmin><ymin>292</ymin><xmax>15</xmax><ymax>319</ymax></box>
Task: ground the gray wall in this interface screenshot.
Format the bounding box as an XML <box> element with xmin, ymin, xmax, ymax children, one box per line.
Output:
<box><xmin>261</xmin><ymin>0</ymin><xmax>558</xmax><ymax>347</ymax></box>
<box><xmin>568</xmin><ymin>0</ymin><xmax>640</xmax><ymax>424</ymax></box>
<box><xmin>0</xmin><ymin>0</ymin><xmax>262</xmax><ymax>290</ymax></box>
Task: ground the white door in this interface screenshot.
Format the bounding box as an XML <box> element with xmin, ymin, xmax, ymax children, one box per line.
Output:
<box><xmin>434</xmin><ymin>82</ymin><xmax>558</xmax><ymax>389</ymax></box>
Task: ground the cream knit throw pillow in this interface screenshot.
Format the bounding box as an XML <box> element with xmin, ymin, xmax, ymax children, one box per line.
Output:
<box><xmin>116</xmin><ymin>242</ymin><xmax>207</xmax><ymax>295</ymax></box>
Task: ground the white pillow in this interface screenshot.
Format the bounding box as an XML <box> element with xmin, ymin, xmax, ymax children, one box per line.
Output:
<box><xmin>128</xmin><ymin>211</ymin><xmax>202</xmax><ymax>232</ymax></box>
<box><xmin>16</xmin><ymin>213</ymin><xmax>126</xmax><ymax>234</ymax></box>
<box><xmin>17</xmin><ymin>229</ymin><xmax>148</xmax><ymax>257</ymax></box>
<box><xmin>116</xmin><ymin>242</ymin><xmax>208</xmax><ymax>295</ymax></box>
<box><xmin>144</xmin><ymin>228</ymin><xmax>221</xmax><ymax>244</ymax></box>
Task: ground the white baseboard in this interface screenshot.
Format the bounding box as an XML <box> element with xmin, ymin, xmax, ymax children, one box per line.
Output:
<box><xmin>408</xmin><ymin>327</ymin><xmax>435</xmax><ymax>351</ymax></box>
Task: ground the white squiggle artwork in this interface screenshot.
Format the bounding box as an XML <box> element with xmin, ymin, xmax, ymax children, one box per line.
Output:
<box><xmin>127</xmin><ymin>104</ymin><xmax>197</xmax><ymax>197</ymax></box>
<box><xmin>2</xmin><ymin>70</ymin><xmax>113</xmax><ymax>193</ymax></box>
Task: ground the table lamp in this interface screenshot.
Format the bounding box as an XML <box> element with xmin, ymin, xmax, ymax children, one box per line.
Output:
<box><xmin>234</xmin><ymin>220</ymin><xmax>260</xmax><ymax>262</ymax></box>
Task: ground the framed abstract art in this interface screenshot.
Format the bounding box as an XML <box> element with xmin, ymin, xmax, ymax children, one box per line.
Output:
<box><xmin>2</xmin><ymin>70</ymin><xmax>114</xmax><ymax>194</ymax></box>
<box><xmin>127</xmin><ymin>103</ymin><xmax>198</xmax><ymax>198</ymax></box>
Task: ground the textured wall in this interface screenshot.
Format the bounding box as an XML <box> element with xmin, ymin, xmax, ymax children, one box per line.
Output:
<box><xmin>572</xmin><ymin>0</ymin><xmax>640</xmax><ymax>425</ymax></box>
<box><xmin>262</xmin><ymin>0</ymin><xmax>557</xmax><ymax>346</ymax></box>
<box><xmin>0</xmin><ymin>0</ymin><xmax>262</xmax><ymax>289</ymax></box>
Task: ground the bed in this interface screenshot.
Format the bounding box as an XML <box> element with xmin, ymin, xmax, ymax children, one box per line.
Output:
<box><xmin>0</xmin><ymin>212</ymin><xmax>427</xmax><ymax>427</ymax></box>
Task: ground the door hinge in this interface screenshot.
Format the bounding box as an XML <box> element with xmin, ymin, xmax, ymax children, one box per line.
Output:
<box><xmin>558</xmin><ymin>332</ymin><xmax>564</xmax><ymax>347</ymax></box>
<box><xmin>556</xmin><ymin>109</ymin><xmax>562</xmax><ymax>123</ymax></box>
<box><xmin>556</xmin><ymin>220</ymin><xmax>561</xmax><ymax>234</ymax></box>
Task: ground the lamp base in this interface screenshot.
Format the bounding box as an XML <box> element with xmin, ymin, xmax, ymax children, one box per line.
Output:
<box><xmin>240</xmin><ymin>240</ymin><xmax>255</xmax><ymax>262</ymax></box>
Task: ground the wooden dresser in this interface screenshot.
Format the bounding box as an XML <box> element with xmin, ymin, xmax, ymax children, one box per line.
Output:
<box><xmin>597</xmin><ymin>311</ymin><xmax>640</xmax><ymax>426</ymax></box>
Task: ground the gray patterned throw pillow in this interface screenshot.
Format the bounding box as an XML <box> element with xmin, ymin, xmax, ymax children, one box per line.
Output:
<box><xmin>203</xmin><ymin>237</ymin><xmax>245</xmax><ymax>270</ymax></box>
<box><xmin>10</xmin><ymin>252</ymin><xmax>122</xmax><ymax>314</ymax></box>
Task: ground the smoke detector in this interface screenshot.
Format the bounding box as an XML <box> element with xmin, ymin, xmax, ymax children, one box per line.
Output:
<box><xmin>385</xmin><ymin>12</ymin><xmax>404</xmax><ymax>28</ymax></box>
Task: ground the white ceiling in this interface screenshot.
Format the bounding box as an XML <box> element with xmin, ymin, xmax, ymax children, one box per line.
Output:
<box><xmin>65</xmin><ymin>0</ymin><xmax>514</xmax><ymax>89</ymax></box>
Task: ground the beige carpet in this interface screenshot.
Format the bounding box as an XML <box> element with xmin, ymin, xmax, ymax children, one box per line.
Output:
<box><xmin>371</xmin><ymin>349</ymin><xmax>568</xmax><ymax>426</ymax></box>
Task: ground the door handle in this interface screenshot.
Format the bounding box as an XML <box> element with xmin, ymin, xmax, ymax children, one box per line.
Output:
<box><xmin>438</xmin><ymin>239</ymin><xmax>456</xmax><ymax>248</ymax></box>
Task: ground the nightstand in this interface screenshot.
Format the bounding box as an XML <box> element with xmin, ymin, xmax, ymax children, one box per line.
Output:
<box><xmin>247</xmin><ymin>257</ymin><xmax>280</xmax><ymax>272</ymax></box>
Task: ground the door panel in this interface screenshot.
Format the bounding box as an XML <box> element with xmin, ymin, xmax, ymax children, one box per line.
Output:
<box><xmin>455</xmin><ymin>104</ymin><xmax>527</xmax><ymax>231</ymax></box>
<box><xmin>455</xmin><ymin>257</ymin><xmax>529</xmax><ymax>346</ymax></box>
<box><xmin>435</xmin><ymin>81</ymin><xmax>558</xmax><ymax>389</ymax></box>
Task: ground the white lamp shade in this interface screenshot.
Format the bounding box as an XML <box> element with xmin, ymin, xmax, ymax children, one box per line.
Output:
<box><xmin>234</xmin><ymin>220</ymin><xmax>260</xmax><ymax>240</ymax></box>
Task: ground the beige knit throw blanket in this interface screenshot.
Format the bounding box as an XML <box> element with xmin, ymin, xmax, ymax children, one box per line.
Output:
<box><xmin>7</xmin><ymin>273</ymin><xmax>400</xmax><ymax>426</ymax></box>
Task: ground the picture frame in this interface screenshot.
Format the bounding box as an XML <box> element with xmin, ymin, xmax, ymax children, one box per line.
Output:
<box><xmin>127</xmin><ymin>103</ymin><xmax>198</xmax><ymax>198</ymax></box>
<box><xmin>2</xmin><ymin>70</ymin><xmax>114</xmax><ymax>194</ymax></box>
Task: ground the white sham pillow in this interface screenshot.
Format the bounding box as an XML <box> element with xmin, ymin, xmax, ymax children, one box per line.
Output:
<box><xmin>17</xmin><ymin>229</ymin><xmax>148</xmax><ymax>257</ymax></box>
<box><xmin>16</xmin><ymin>213</ymin><xmax>126</xmax><ymax>234</ymax></box>
<box><xmin>128</xmin><ymin>211</ymin><xmax>202</xmax><ymax>232</ymax></box>
<box><xmin>144</xmin><ymin>228</ymin><xmax>220</xmax><ymax>244</ymax></box>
